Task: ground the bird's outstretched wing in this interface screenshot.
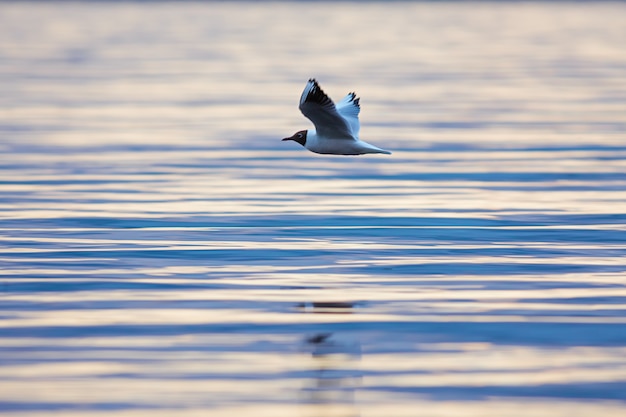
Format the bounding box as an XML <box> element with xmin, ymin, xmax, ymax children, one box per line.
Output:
<box><xmin>335</xmin><ymin>92</ymin><xmax>361</xmax><ymax>137</ymax></box>
<box><xmin>299</xmin><ymin>79</ymin><xmax>355</xmax><ymax>140</ymax></box>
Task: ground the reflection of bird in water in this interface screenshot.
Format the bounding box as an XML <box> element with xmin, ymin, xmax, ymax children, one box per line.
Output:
<box><xmin>298</xmin><ymin>301</ymin><xmax>359</xmax><ymax>356</ymax></box>
<box><xmin>298</xmin><ymin>301</ymin><xmax>356</xmax><ymax>314</ymax></box>
<box><xmin>306</xmin><ymin>333</ymin><xmax>333</xmax><ymax>345</ymax></box>
<box><xmin>298</xmin><ymin>301</ymin><xmax>361</xmax><ymax>417</ymax></box>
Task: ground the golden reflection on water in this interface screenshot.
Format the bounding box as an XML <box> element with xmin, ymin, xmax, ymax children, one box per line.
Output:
<box><xmin>1</xmin><ymin>0</ymin><xmax>626</xmax><ymax>416</ymax></box>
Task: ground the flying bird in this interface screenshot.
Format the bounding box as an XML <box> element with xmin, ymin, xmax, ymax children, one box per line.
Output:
<box><xmin>282</xmin><ymin>79</ymin><xmax>391</xmax><ymax>155</ymax></box>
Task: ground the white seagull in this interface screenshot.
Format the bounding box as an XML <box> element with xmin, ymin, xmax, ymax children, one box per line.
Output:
<box><xmin>282</xmin><ymin>79</ymin><xmax>391</xmax><ymax>155</ymax></box>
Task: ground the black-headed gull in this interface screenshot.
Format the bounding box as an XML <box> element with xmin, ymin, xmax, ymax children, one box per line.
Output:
<box><xmin>282</xmin><ymin>79</ymin><xmax>392</xmax><ymax>155</ymax></box>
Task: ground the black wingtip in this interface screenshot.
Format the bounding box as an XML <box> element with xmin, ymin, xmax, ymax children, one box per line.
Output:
<box><xmin>303</xmin><ymin>78</ymin><xmax>333</xmax><ymax>107</ymax></box>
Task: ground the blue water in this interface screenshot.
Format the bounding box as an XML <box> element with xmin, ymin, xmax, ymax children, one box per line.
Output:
<box><xmin>1</xmin><ymin>2</ymin><xmax>626</xmax><ymax>416</ymax></box>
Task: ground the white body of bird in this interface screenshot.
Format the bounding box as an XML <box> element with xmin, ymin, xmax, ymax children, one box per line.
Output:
<box><xmin>303</xmin><ymin>130</ymin><xmax>391</xmax><ymax>155</ymax></box>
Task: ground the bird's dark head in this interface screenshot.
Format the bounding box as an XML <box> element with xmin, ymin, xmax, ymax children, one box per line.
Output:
<box><xmin>282</xmin><ymin>130</ymin><xmax>307</xmax><ymax>147</ymax></box>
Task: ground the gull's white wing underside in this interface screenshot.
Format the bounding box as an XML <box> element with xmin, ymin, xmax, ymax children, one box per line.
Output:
<box><xmin>299</xmin><ymin>79</ymin><xmax>355</xmax><ymax>140</ymax></box>
<box><xmin>335</xmin><ymin>92</ymin><xmax>361</xmax><ymax>137</ymax></box>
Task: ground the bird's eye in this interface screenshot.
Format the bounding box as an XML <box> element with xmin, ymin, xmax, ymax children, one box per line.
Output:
<box><xmin>297</xmin><ymin>133</ymin><xmax>303</xmax><ymax>138</ymax></box>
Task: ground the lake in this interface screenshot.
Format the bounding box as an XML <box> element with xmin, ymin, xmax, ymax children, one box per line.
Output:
<box><xmin>1</xmin><ymin>1</ymin><xmax>626</xmax><ymax>416</ymax></box>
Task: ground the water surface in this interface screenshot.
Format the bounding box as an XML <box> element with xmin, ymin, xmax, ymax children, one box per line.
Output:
<box><xmin>1</xmin><ymin>2</ymin><xmax>626</xmax><ymax>416</ymax></box>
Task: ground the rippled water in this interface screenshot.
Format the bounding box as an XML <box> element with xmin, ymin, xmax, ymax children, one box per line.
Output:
<box><xmin>1</xmin><ymin>1</ymin><xmax>626</xmax><ymax>416</ymax></box>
